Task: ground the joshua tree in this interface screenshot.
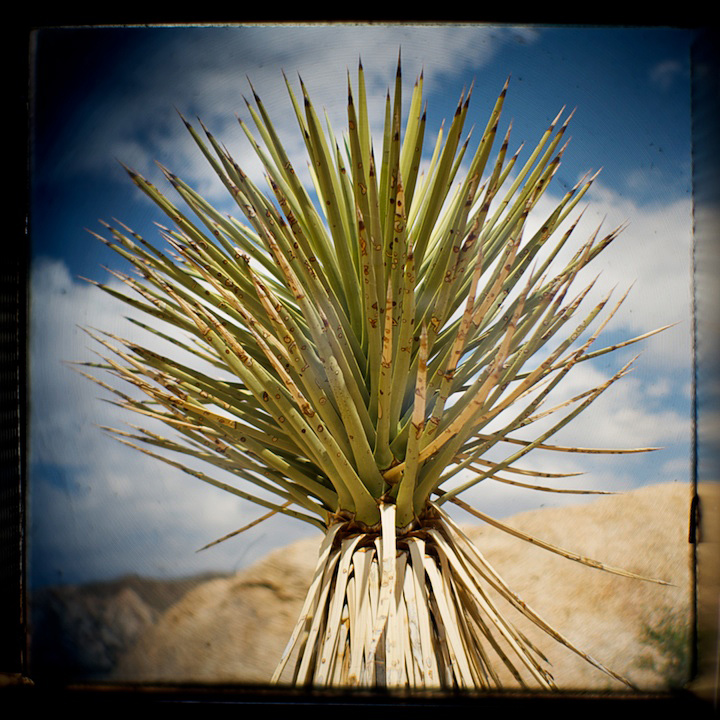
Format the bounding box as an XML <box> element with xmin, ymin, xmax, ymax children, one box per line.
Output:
<box><xmin>81</xmin><ymin>57</ymin><xmax>668</xmax><ymax>690</ymax></box>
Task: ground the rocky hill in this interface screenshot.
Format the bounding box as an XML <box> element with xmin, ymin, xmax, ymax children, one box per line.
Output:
<box><xmin>29</xmin><ymin>573</ymin><xmax>229</xmax><ymax>682</ymax></box>
<box><xmin>30</xmin><ymin>482</ymin><xmax>695</xmax><ymax>691</ymax></box>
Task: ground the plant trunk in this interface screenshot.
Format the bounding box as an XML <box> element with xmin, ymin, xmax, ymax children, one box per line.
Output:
<box><xmin>272</xmin><ymin>502</ymin><xmax>567</xmax><ymax>690</ymax></box>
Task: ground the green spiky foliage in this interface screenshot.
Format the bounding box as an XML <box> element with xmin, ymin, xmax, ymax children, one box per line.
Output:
<box><xmin>83</xmin><ymin>58</ymin><xmax>669</xmax><ymax>691</ymax></box>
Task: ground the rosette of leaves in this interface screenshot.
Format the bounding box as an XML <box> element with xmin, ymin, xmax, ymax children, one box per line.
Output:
<box><xmin>81</xmin><ymin>57</ymin><xmax>669</xmax><ymax>691</ymax></box>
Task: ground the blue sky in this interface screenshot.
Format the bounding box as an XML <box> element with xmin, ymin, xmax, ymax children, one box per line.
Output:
<box><xmin>29</xmin><ymin>24</ymin><xmax>696</xmax><ymax>589</ymax></box>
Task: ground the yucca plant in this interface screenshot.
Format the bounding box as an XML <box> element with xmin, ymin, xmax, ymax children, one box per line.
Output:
<box><xmin>80</xmin><ymin>57</ymin><xmax>669</xmax><ymax>691</ymax></box>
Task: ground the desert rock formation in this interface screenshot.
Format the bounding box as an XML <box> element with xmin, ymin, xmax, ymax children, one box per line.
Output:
<box><xmin>111</xmin><ymin>482</ymin><xmax>694</xmax><ymax>691</ymax></box>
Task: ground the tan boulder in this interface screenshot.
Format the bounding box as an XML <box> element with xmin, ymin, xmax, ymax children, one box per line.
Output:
<box><xmin>113</xmin><ymin>482</ymin><xmax>694</xmax><ymax>691</ymax></box>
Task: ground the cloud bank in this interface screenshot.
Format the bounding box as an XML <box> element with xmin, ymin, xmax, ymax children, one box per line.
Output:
<box><xmin>29</xmin><ymin>25</ymin><xmax>694</xmax><ymax>587</ymax></box>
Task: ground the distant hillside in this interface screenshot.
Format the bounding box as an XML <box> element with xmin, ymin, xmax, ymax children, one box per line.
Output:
<box><xmin>29</xmin><ymin>573</ymin><xmax>230</xmax><ymax>682</ymax></box>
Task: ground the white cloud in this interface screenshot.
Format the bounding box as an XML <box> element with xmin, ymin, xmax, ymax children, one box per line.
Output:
<box><xmin>63</xmin><ymin>26</ymin><xmax>532</xmax><ymax>191</ymax></box>
<box><xmin>449</xmin><ymin>320</ymin><xmax>692</xmax><ymax>522</ymax></box>
<box><xmin>29</xmin><ymin>219</ymin><xmax>691</xmax><ymax>585</ymax></box>
<box><xmin>28</xmin><ymin>257</ymin><xmax>320</xmax><ymax>585</ymax></box>
<box><xmin>649</xmin><ymin>59</ymin><xmax>684</xmax><ymax>91</ymax></box>
<box><xmin>31</xmin><ymin>20</ymin><xmax>696</xmax><ymax>582</ymax></box>
<box><xmin>518</xmin><ymin>175</ymin><xmax>692</xmax><ymax>371</ymax></box>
